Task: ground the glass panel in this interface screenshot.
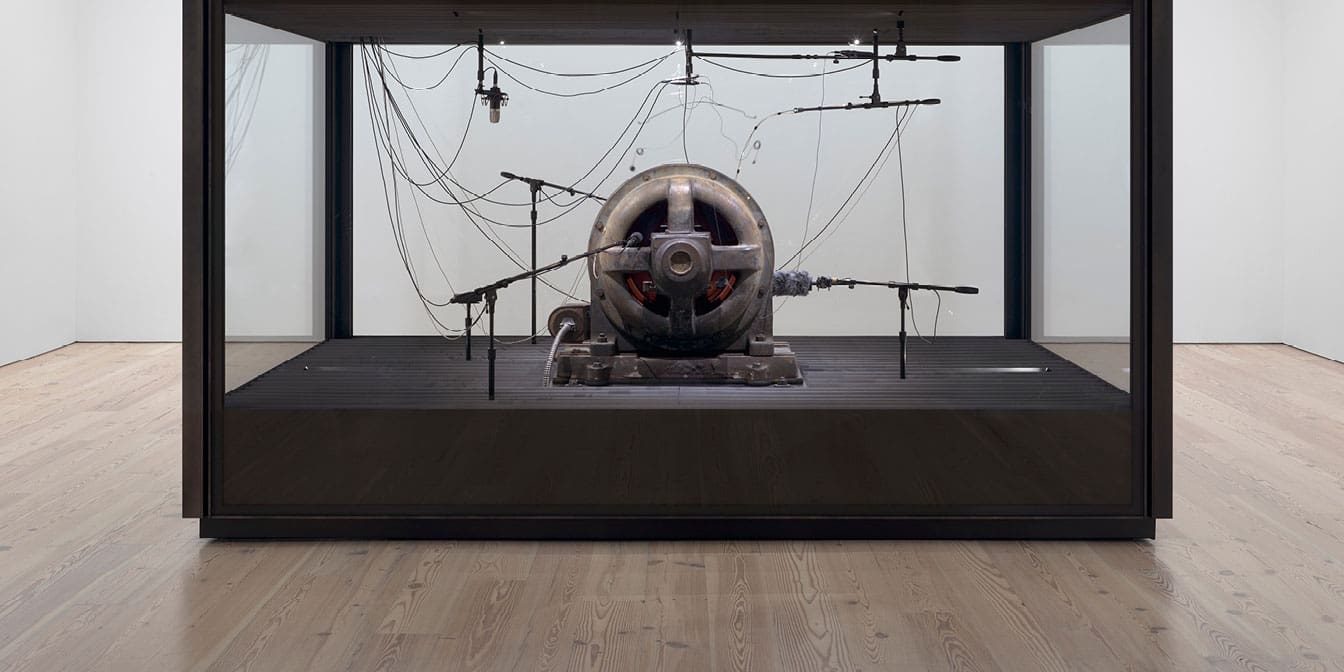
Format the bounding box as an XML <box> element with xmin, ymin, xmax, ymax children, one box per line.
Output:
<box><xmin>216</xmin><ymin>27</ymin><xmax>1137</xmax><ymax>518</ymax></box>
<box><xmin>1031</xmin><ymin>16</ymin><xmax>1132</xmax><ymax>393</ymax></box>
<box><xmin>351</xmin><ymin>45</ymin><xmax>1004</xmax><ymax>338</ymax></box>
<box><xmin>222</xmin><ymin>16</ymin><xmax>323</xmax><ymax>392</ymax></box>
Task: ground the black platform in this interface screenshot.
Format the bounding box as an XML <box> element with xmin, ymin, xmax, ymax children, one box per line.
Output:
<box><xmin>226</xmin><ymin>336</ymin><xmax>1128</xmax><ymax>410</ymax></box>
<box><xmin>211</xmin><ymin>336</ymin><xmax>1141</xmax><ymax>536</ymax></box>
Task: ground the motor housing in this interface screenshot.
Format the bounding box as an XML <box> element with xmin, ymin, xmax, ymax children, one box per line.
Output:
<box><xmin>549</xmin><ymin>164</ymin><xmax>800</xmax><ymax>386</ymax></box>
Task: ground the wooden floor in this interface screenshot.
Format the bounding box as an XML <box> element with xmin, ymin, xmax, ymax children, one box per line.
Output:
<box><xmin>1</xmin><ymin>344</ymin><xmax>1342</xmax><ymax>671</ymax></box>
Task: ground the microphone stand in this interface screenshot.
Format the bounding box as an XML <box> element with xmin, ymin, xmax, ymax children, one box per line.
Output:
<box><xmin>499</xmin><ymin>170</ymin><xmax>608</xmax><ymax>344</ymax></box>
<box><xmin>791</xmin><ymin>98</ymin><xmax>939</xmax><ymax>114</ymax></box>
<box><xmin>815</xmin><ymin>277</ymin><xmax>979</xmax><ymax>380</ymax></box>
<box><xmin>451</xmin><ymin>235</ymin><xmax>635</xmax><ymax>400</ymax></box>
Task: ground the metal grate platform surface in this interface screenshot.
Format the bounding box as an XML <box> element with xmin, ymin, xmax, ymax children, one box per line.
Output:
<box><xmin>225</xmin><ymin>336</ymin><xmax>1128</xmax><ymax>411</ymax></box>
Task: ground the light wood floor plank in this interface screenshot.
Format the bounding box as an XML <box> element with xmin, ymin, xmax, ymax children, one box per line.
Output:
<box><xmin>1</xmin><ymin>343</ymin><xmax>1343</xmax><ymax>670</ymax></box>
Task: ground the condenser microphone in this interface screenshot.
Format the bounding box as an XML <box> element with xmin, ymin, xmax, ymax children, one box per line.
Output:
<box><xmin>624</xmin><ymin>232</ymin><xmax>644</xmax><ymax>248</ymax></box>
<box><xmin>952</xmin><ymin>286</ymin><xmax>979</xmax><ymax>295</ymax></box>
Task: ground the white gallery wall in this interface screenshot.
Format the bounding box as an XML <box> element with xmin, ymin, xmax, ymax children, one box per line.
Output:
<box><xmin>0</xmin><ymin>0</ymin><xmax>80</xmax><ymax>365</ymax></box>
<box><xmin>74</xmin><ymin>0</ymin><xmax>183</xmax><ymax>343</ymax></box>
<box><xmin>0</xmin><ymin>0</ymin><xmax>181</xmax><ymax>367</ymax></box>
<box><xmin>1281</xmin><ymin>0</ymin><xmax>1344</xmax><ymax>363</ymax></box>
<box><xmin>1173</xmin><ymin>0</ymin><xmax>1285</xmax><ymax>343</ymax></box>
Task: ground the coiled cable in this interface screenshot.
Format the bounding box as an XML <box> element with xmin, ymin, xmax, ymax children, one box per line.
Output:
<box><xmin>543</xmin><ymin>319</ymin><xmax>576</xmax><ymax>387</ymax></box>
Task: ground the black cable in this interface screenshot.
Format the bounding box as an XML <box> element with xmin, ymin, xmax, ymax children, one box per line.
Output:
<box><xmin>797</xmin><ymin>59</ymin><xmax>827</xmax><ymax>270</ymax></box>
<box><xmin>909</xmin><ymin>289</ymin><xmax>941</xmax><ymax>343</ymax></box>
<box><xmin>778</xmin><ymin>112</ymin><xmax>904</xmax><ymax>268</ymax></box>
<box><xmin>681</xmin><ymin>86</ymin><xmax>691</xmax><ymax>162</ymax></box>
<box><xmin>366</xmin><ymin>42</ymin><xmax>668</xmax><ymax>216</ymax></box>
<box><xmin>395</xmin><ymin>122</ymin><xmax>457</xmax><ymax>296</ymax></box>
<box><xmin>360</xmin><ymin>43</ymin><xmax>588</xmax><ymax>303</ymax></box>
<box><xmin>533</xmin><ymin>77</ymin><xmax>677</xmax><ymax>194</ymax></box>
<box><xmin>369</xmin><ymin>45</ymin><xmax>586</xmax><ymax>217</ymax></box>
<box><xmin>698</xmin><ymin>57</ymin><xmax>867</xmax><ymax>79</ymax></box>
<box><xmin>485</xmin><ymin>49</ymin><xmax>676</xmax><ymax>77</ymax></box>
<box><xmin>379</xmin><ymin>44</ymin><xmax>466</xmax><ymax>60</ymax></box>
<box><xmin>795</xmin><ymin>105</ymin><xmax>917</xmax><ymax>268</ymax></box>
<box><xmin>370</xmin><ymin>45</ymin><xmax>578</xmax><ymax>209</ymax></box>
<box><xmin>360</xmin><ymin>44</ymin><xmax>676</xmax><ymax>301</ymax></box>
<box><xmin>485</xmin><ymin>53</ymin><xmax>673</xmax><ymax>98</ymax></box>
<box><xmin>898</xmin><ymin>104</ymin><xmax>915</xmax><ymax>283</ymax></box>
<box><xmin>640</xmin><ymin>83</ymin><xmax>747</xmax><ymax>159</ymax></box>
<box><xmin>734</xmin><ymin>109</ymin><xmax>794</xmax><ymax>177</ymax></box>
<box><xmin>362</xmin><ymin>46</ymin><xmax>526</xmax><ymax>272</ymax></box>
<box><xmin>376</xmin><ymin>43</ymin><xmax>474</xmax><ymax>91</ymax></box>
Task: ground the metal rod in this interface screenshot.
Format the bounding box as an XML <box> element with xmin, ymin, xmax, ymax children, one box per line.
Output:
<box><xmin>500</xmin><ymin>171</ymin><xmax>607</xmax><ymax>202</ymax></box>
<box><xmin>487</xmin><ymin>294</ymin><xmax>497</xmax><ymax>400</ymax></box>
<box><xmin>530</xmin><ymin>183</ymin><xmax>538</xmax><ymax>344</ymax></box>
<box><xmin>816</xmin><ymin>277</ymin><xmax>978</xmax><ymax>294</ymax></box>
<box><xmin>790</xmin><ymin>98</ymin><xmax>940</xmax><ymax>114</ymax></box>
<box><xmin>475</xmin><ymin>30</ymin><xmax>484</xmax><ymax>93</ymax></box>
<box><xmin>694</xmin><ymin>50</ymin><xmax>959</xmax><ymax>62</ymax></box>
<box><xmin>464</xmin><ymin>303</ymin><xmax>472</xmax><ymax>360</ymax></box>
<box><xmin>451</xmin><ymin>238</ymin><xmax>628</xmax><ymax>306</ymax></box>
<box><xmin>870</xmin><ymin>29</ymin><xmax>881</xmax><ymax>103</ymax></box>
<box><xmin>684</xmin><ymin>29</ymin><xmax>693</xmax><ymax>79</ymax></box>
<box><xmin>899</xmin><ymin>286</ymin><xmax>908</xmax><ymax>380</ymax></box>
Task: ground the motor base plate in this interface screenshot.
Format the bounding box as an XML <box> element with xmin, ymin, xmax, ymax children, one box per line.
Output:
<box><xmin>549</xmin><ymin>342</ymin><xmax>803</xmax><ymax>387</ymax></box>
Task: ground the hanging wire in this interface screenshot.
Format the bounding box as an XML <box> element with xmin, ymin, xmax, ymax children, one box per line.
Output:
<box><xmin>484</xmin><ymin>49</ymin><xmax>677</xmax><ymax>77</ymax></box>
<box><xmin>484</xmin><ymin>52</ymin><xmax>675</xmax><ymax>98</ymax></box>
<box><xmin>796</xmin><ymin>58</ymin><xmax>828</xmax><ymax>270</ymax></box>
<box><xmin>698</xmin><ymin>57</ymin><xmax>868</xmax><ymax>79</ymax></box>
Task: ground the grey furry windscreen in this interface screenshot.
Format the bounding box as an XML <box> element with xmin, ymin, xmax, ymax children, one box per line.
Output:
<box><xmin>772</xmin><ymin>270</ymin><xmax>813</xmax><ymax>297</ymax></box>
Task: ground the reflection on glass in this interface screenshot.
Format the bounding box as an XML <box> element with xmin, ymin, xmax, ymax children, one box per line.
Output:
<box><xmin>1031</xmin><ymin>15</ymin><xmax>1131</xmax><ymax>392</ymax></box>
<box><xmin>223</xmin><ymin>16</ymin><xmax>324</xmax><ymax>391</ymax></box>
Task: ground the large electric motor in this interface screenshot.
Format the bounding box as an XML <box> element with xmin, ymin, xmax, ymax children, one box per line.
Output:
<box><xmin>548</xmin><ymin>164</ymin><xmax>802</xmax><ymax>386</ymax></box>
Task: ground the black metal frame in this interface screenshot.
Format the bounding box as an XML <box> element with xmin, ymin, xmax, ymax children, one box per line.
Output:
<box><xmin>324</xmin><ymin>43</ymin><xmax>354</xmax><ymax>339</ymax></box>
<box><xmin>184</xmin><ymin>0</ymin><xmax>1172</xmax><ymax>537</ymax></box>
<box><xmin>1003</xmin><ymin>42</ymin><xmax>1032</xmax><ymax>341</ymax></box>
<box><xmin>202</xmin><ymin>516</ymin><xmax>1155</xmax><ymax>540</ymax></box>
<box><xmin>182</xmin><ymin>0</ymin><xmax>224</xmax><ymax>518</ymax></box>
<box><xmin>1132</xmin><ymin>0</ymin><xmax>1174</xmax><ymax>518</ymax></box>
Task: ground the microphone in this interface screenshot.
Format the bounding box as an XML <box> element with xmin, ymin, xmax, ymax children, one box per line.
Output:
<box><xmin>500</xmin><ymin>171</ymin><xmax>519</xmax><ymax>181</ymax></box>
<box><xmin>624</xmin><ymin>232</ymin><xmax>644</xmax><ymax>248</ymax></box>
<box><xmin>772</xmin><ymin>270</ymin><xmax>814</xmax><ymax>296</ymax></box>
<box><xmin>953</xmin><ymin>286</ymin><xmax>979</xmax><ymax>295</ymax></box>
<box><xmin>478</xmin><ymin>71</ymin><xmax>508</xmax><ymax>123</ymax></box>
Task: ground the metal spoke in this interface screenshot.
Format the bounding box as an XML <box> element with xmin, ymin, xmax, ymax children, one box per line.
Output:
<box><xmin>666</xmin><ymin>178</ymin><xmax>695</xmax><ymax>233</ymax></box>
<box><xmin>601</xmin><ymin>248</ymin><xmax>651</xmax><ymax>273</ymax></box>
<box><xmin>668</xmin><ymin>294</ymin><xmax>695</xmax><ymax>335</ymax></box>
<box><xmin>711</xmin><ymin>244</ymin><xmax>762</xmax><ymax>271</ymax></box>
